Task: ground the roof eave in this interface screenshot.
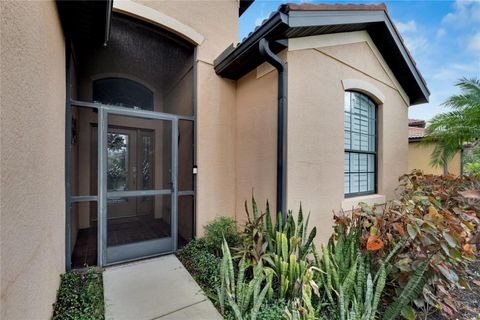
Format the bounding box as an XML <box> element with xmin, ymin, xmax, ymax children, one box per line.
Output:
<box><xmin>382</xmin><ymin>11</ymin><xmax>429</xmax><ymax>104</ymax></box>
<box><xmin>214</xmin><ymin>8</ymin><xmax>429</xmax><ymax>105</ymax></box>
<box><xmin>214</xmin><ymin>11</ymin><xmax>288</xmax><ymax>75</ymax></box>
<box><xmin>56</xmin><ymin>0</ymin><xmax>112</xmax><ymax>46</ymax></box>
<box><xmin>289</xmin><ymin>10</ymin><xmax>429</xmax><ymax>104</ymax></box>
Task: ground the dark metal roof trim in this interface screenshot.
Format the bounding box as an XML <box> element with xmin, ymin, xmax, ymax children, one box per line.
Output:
<box><xmin>56</xmin><ymin>0</ymin><xmax>112</xmax><ymax>46</ymax></box>
<box><xmin>214</xmin><ymin>12</ymin><xmax>288</xmax><ymax>76</ymax></box>
<box><xmin>239</xmin><ymin>0</ymin><xmax>254</xmax><ymax>16</ymax></box>
<box><xmin>382</xmin><ymin>11</ymin><xmax>429</xmax><ymax>99</ymax></box>
<box><xmin>214</xmin><ymin>7</ymin><xmax>430</xmax><ymax>105</ymax></box>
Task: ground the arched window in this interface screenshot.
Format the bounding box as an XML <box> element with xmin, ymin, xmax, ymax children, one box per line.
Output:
<box><xmin>344</xmin><ymin>91</ymin><xmax>376</xmax><ymax>197</ymax></box>
<box><xmin>93</xmin><ymin>78</ymin><xmax>154</xmax><ymax>111</ymax></box>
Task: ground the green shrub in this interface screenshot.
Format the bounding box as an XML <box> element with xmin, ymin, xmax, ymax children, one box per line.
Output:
<box><xmin>248</xmin><ymin>299</ymin><xmax>286</xmax><ymax>320</ymax></box>
<box><xmin>204</xmin><ymin>216</ymin><xmax>240</xmax><ymax>255</ymax></box>
<box><xmin>333</xmin><ymin>171</ymin><xmax>479</xmax><ymax>318</ymax></box>
<box><xmin>235</xmin><ymin>198</ymin><xmax>273</xmax><ymax>266</ymax></box>
<box><xmin>52</xmin><ymin>267</ymin><xmax>104</xmax><ymax>320</ymax></box>
<box><xmin>177</xmin><ymin>238</ymin><xmax>221</xmax><ymax>291</ymax></box>
<box><xmin>465</xmin><ymin>162</ymin><xmax>480</xmax><ymax>175</ymax></box>
<box><xmin>225</xmin><ymin>300</ymin><xmax>286</xmax><ymax>320</ymax></box>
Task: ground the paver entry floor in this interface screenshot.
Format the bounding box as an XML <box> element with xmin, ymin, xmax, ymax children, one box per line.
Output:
<box><xmin>103</xmin><ymin>255</ymin><xmax>223</xmax><ymax>320</ymax></box>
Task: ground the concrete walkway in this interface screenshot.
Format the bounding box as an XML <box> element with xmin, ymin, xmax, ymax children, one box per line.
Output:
<box><xmin>103</xmin><ymin>255</ymin><xmax>223</xmax><ymax>320</ymax></box>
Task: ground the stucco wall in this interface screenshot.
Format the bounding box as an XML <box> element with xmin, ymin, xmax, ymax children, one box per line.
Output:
<box><xmin>287</xmin><ymin>40</ymin><xmax>409</xmax><ymax>244</ymax></box>
<box><xmin>1</xmin><ymin>1</ymin><xmax>65</xmax><ymax>319</ymax></box>
<box><xmin>128</xmin><ymin>0</ymin><xmax>239</xmax><ymax>234</ymax></box>
<box><xmin>235</xmin><ymin>67</ymin><xmax>278</xmax><ymax>224</ymax></box>
<box><xmin>408</xmin><ymin>142</ymin><xmax>462</xmax><ymax>176</ymax></box>
<box><xmin>449</xmin><ymin>150</ymin><xmax>462</xmax><ymax>176</ymax></box>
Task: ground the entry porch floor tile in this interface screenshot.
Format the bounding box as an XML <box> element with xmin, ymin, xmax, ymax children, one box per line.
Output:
<box><xmin>103</xmin><ymin>255</ymin><xmax>223</xmax><ymax>320</ymax></box>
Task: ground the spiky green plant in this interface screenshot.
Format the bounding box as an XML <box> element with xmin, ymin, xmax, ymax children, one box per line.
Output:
<box><xmin>319</xmin><ymin>223</ymin><xmax>397</xmax><ymax>320</ymax></box>
<box><xmin>284</xmin><ymin>297</ymin><xmax>323</xmax><ymax>320</ymax></box>
<box><xmin>382</xmin><ymin>256</ymin><xmax>433</xmax><ymax>320</ymax></box>
<box><xmin>217</xmin><ymin>239</ymin><xmax>273</xmax><ymax>320</ymax></box>
<box><xmin>270</xmin><ymin>208</ymin><xmax>318</xmax><ymax>301</ymax></box>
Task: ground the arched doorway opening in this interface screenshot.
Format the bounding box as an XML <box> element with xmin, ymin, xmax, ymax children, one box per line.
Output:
<box><xmin>67</xmin><ymin>13</ymin><xmax>195</xmax><ymax>268</ymax></box>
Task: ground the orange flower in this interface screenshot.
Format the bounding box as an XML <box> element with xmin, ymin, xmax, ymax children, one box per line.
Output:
<box><xmin>463</xmin><ymin>243</ymin><xmax>473</xmax><ymax>253</ymax></box>
<box><xmin>367</xmin><ymin>235</ymin><xmax>384</xmax><ymax>251</ymax></box>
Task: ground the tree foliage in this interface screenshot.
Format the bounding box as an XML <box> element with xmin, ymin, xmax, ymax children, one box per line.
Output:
<box><xmin>423</xmin><ymin>78</ymin><xmax>480</xmax><ymax>166</ymax></box>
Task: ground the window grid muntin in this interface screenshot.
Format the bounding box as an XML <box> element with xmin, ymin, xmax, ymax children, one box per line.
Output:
<box><xmin>344</xmin><ymin>91</ymin><xmax>377</xmax><ymax>197</ymax></box>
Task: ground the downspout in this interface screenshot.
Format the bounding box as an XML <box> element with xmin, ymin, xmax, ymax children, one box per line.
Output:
<box><xmin>104</xmin><ymin>0</ymin><xmax>113</xmax><ymax>46</ymax></box>
<box><xmin>259</xmin><ymin>38</ymin><xmax>287</xmax><ymax>220</ymax></box>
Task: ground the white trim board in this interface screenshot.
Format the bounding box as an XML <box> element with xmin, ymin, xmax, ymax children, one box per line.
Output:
<box><xmin>342</xmin><ymin>79</ymin><xmax>385</xmax><ymax>104</ymax></box>
<box><xmin>288</xmin><ymin>31</ymin><xmax>410</xmax><ymax>106</ymax></box>
<box><xmin>113</xmin><ymin>0</ymin><xmax>204</xmax><ymax>45</ymax></box>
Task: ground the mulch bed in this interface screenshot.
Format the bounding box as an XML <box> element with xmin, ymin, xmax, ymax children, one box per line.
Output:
<box><xmin>427</xmin><ymin>260</ymin><xmax>480</xmax><ymax>320</ymax></box>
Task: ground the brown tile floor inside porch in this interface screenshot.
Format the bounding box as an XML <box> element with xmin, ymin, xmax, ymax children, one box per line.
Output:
<box><xmin>72</xmin><ymin>215</ymin><xmax>187</xmax><ymax>269</ymax></box>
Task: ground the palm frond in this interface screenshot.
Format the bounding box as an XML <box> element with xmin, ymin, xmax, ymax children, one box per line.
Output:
<box><xmin>421</xmin><ymin>78</ymin><xmax>480</xmax><ymax>166</ymax></box>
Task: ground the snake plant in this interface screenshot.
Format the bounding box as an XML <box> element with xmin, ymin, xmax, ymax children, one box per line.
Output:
<box><xmin>319</xmin><ymin>225</ymin><xmax>391</xmax><ymax>320</ymax></box>
<box><xmin>217</xmin><ymin>239</ymin><xmax>273</xmax><ymax>320</ymax></box>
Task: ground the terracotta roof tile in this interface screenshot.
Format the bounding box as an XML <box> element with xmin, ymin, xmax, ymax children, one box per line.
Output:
<box><xmin>409</xmin><ymin>126</ymin><xmax>426</xmax><ymax>139</ymax></box>
<box><xmin>408</xmin><ymin>118</ymin><xmax>426</xmax><ymax>128</ymax></box>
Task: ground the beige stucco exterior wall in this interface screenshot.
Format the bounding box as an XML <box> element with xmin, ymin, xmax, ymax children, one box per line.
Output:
<box><xmin>449</xmin><ymin>150</ymin><xmax>462</xmax><ymax>176</ymax></box>
<box><xmin>287</xmin><ymin>40</ymin><xmax>409</xmax><ymax>244</ymax></box>
<box><xmin>408</xmin><ymin>142</ymin><xmax>462</xmax><ymax>176</ymax></box>
<box><xmin>235</xmin><ymin>67</ymin><xmax>279</xmax><ymax>224</ymax></box>
<box><xmin>128</xmin><ymin>1</ymin><xmax>239</xmax><ymax>234</ymax></box>
<box><xmin>1</xmin><ymin>1</ymin><xmax>66</xmax><ymax>319</ymax></box>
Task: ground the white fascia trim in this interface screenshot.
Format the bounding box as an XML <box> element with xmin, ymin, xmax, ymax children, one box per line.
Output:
<box><xmin>113</xmin><ymin>0</ymin><xmax>204</xmax><ymax>45</ymax></box>
<box><xmin>288</xmin><ymin>31</ymin><xmax>409</xmax><ymax>106</ymax></box>
<box><xmin>342</xmin><ymin>79</ymin><xmax>385</xmax><ymax>105</ymax></box>
<box><xmin>289</xmin><ymin>31</ymin><xmax>368</xmax><ymax>51</ymax></box>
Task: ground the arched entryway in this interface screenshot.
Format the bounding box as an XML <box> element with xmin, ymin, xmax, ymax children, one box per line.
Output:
<box><xmin>67</xmin><ymin>13</ymin><xmax>195</xmax><ymax>268</ymax></box>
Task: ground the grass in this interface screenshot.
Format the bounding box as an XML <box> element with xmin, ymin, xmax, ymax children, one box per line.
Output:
<box><xmin>52</xmin><ymin>267</ymin><xmax>104</xmax><ymax>320</ymax></box>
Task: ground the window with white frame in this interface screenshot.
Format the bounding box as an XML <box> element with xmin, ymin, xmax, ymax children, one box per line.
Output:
<box><xmin>344</xmin><ymin>91</ymin><xmax>376</xmax><ymax>197</ymax></box>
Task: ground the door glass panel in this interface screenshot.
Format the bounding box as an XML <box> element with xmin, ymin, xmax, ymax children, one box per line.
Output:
<box><xmin>107</xmin><ymin>114</ymin><xmax>172</xmax><ymax>191</ymax></box>
<box><xmin>107</xmin><ymin>195</ymin><xmax>171</xmax><ymax>248</ymax></box>
<box><xmin>178</xmin><ymin>120</ymin><xmax>194</xmax><ymax>191</ymax></box>
<box><xmin>140</xmin><ymin>133</ymin><xmax>154</xmax><ymax>191</ymax></box>
<box><xmin>107</xmin><ymin>133</ymin><xmax>129</xmax><ymax>192</ymax></box>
